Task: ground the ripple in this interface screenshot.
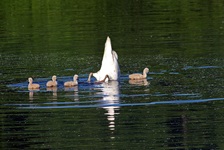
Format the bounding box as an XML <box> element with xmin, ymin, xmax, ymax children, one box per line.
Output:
<box><xmin>12</xmin><ymin>97</ymin><xmax>224</xmax><ymax>109</ymax></box>
<box><xmin>172</xmin><ymin>93</ymin><xmax>201</xmax><ymax>98</ymax></box>
<box><xmin>182</xmin><ymin>65</ymin><xmax>221</xmax><ymax>70</ymax></box>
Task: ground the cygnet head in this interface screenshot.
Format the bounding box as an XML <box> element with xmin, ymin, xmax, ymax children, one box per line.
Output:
<box><xmin>28</xmin><ymin>77</ymin><xmax>33</xmax><ymax>83</ymax></box>
<box><xmin>144</xmin><ymin>68</ymin><xmax>149</xmax><ymax>73</ymax></box>
<box><xmin>73</xmin><ymin>74</ymin><xmax>78</xmax><ymax>81</ymax></box>
<box><xmin>52</xmin><ymin>75</ymin><xmax>57</xmax><ymax>81</ymax></box>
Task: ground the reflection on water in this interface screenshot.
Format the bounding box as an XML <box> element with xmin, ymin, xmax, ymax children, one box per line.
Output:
<box><xmin>29</xmin><ymin>91</ymin><xmax>34</xmax><ymax>101</ymax></box>
<box><xmin>64</xmin><ymin>86</ymin><xmax>79</xmax><ymax>101</ymax></box>
<box><xmin>47</xmin><ymin>87</ymin><xmax>58</xmax><ymax>100</ymax></box>
<box><xmin>166</xmin><ymin>114</ymin><xmax>188</xmax><ymax>148</ymax></box>
<box><xmin>129</xmin><ymin>79</ymin><xmax>150</xmax><ymax>86</ymax></box>
<box><xmin>28</xmin><ymin>89</ymin><xmax>39</xmax><ymax>101</ymax></box>
<box><xmin>99</xmin><ymin>81</ymin><xmax>120</xmax><ymax>134</ymax></box>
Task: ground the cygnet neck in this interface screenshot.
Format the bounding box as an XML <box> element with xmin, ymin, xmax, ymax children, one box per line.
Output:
<box><xmin>28</xmin><ymin>78</ymin><xmax>33</xmax><ymax>84</ymax></box>
<box><xmin>143</xmin><ymin>69</ymin><xmax>148</xmax><ymax>78</ymax></box>
<box><xmin>73</xmin><ymin>75</ymin><xmax>78</xmax><ymax>81</ymax></box>
<box><xmin>52</xmin><ymin>76</ymin><xmax>57</xmax><ymax>82</ymax></box>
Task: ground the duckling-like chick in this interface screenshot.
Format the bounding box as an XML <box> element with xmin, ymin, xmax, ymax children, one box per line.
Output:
<box><xmin>28</xmin><ymin>77</ymin><xmax>40</xmax><ymax>89</ymax></box>
<box><xmin>64</xmin><ymin>74</ymin><xmax>78</xmax><ymax>87</ymax></box>
<box><xmin>46</xmin><ymin>75</ymin><xmax>57</xmax><ymax>87</ymax></box>
<box><xmin>129</xmin><ymin>68</ymin><xmax>149</xmax><ymax>80</ymax></box>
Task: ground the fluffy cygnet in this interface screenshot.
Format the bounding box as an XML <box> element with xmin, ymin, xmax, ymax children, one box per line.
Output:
<box><xmin>46</xmin><ymin>75</ymin><xmax>57</xmax><ymax>87</ymax></box>
<box><xmin>28</xmin><ymin>77</ymin><xmax>40</xmax><ymax>89</ymax></box>
<box><xmin>129</xmin><ymin>68</ymin><xmax>149</xmax><ymax>80</ymax></box>
<box><xmin>64</xmin><ymin>74</ymin><xmax>78</xmax><ymax>87</ymax></box>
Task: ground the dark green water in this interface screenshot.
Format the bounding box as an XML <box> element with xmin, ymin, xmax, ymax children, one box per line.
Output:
<box><xmin>1</xmin><ymin>0</ymin><xmax>224</xmax><ymax>149</ymax></box>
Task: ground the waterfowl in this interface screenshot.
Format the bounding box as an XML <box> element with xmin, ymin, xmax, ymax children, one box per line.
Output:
<box><xmin>64</xmin><ymin>74</ymin><xmax>78</xmax><ymax>87</ymax></box>
<box><xmin>129</xmin><ymin>68</ymin><xmax>149</xmax><ymax>80</ymax></box>
<box><xmin>87</xmin><ymin>36</ymin><xmax>120</xmax><ymax>82</ymax></box>
<box><xmin>95</xmin><ymin>75</ymin><xmax>110</xmax><ymax>84</ymax></box>
<box><xmin>87</xmin><ymin>73</ymin><xmax>110</xmax><ymax>84</ymax></box>
<box><xmin>28</xmin><ymin>77</ymin><xmax>40</xmax><ymax>89</ymax></box>
<box><xmin>46</xmin><ymin>75</ymin><xmax>57</xmax><ymax>87</ymax></box>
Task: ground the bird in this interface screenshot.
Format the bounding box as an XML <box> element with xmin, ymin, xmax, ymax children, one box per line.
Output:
<box><xmin>129</xmin><ymin>68</ymin><xmax>149</xmax><ymax>80</ymax></box>
<box><xmin>46</xmin><ymin>75</ymin><xmax>57</xmax><ymax>87</ymax></box>
<box><xmin>87</xmin><ymin>73</ymin><xmax>109</xmax><ymax>83</ymax></box>
<box><xmin>94</xmin><ymin>75</ymin><xmax>110</xmax><ymax>84</ymax></box>
<box><xmin>87</xmin><ymin>36</ymin><xmax>120</xmax><ymax>82</ymax></box>
<box><xmin>28</xmin><ymin>77</ymin><xmax>40</xmax><ymax>89</ymax></box>
<box><xmin>64</xmin><ymin>74</ymin><xmax>78</xmax><ymax>87</ymax></box>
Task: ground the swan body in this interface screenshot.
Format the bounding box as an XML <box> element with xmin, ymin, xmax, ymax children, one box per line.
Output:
<box><xmin>88</xmin><ymin>36</ymin><xmax>120</xmax><ymax>82</ymax></box>
<box><xmin>129</xmin><ymin>68</ymin><xmax>149</xmax><ymax>80</ymax></box>
<box><xmin>64</xmin><ymin>74</ymin><xmax>78</xmax><ymax>87</ymax></box>
<box><xmin>46</xmin><ymin>75</ymin><xmax>57</xmax><ymax>87</ymax></box>
<box><xmin>28</xmin><ymin>77</ymin><xmax>40</xmax><ymax>89</ymax></box>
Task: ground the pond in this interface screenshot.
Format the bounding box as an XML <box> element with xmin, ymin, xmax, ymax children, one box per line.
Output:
<box><xmin>1</xmin><ymin>0</ymin><xmax>224</xmax><ymax>149</ymax></box>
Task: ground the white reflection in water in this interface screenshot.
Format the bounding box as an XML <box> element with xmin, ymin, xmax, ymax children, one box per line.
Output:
<box><xmin>129</xmin><ymin>79</ymin><xmax>150</xmax><ymax>86</ymax></box>
<box><xmin>99</xmin><ymin>81</ymin><xmax>120</xmax><ymax>133</ymax></box>
<box><xmin>64</xmin><ymin>86</ymin><xmax>79</xmax><ymax>101</ymax></box>
<box><xmin>47</xmin><ymin>87</ymin><xmax>58</xmax><ymax>100</ymax></box>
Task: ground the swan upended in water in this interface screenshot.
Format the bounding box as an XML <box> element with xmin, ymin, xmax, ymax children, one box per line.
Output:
<box><xmin>28</xmin><ymin>77</ymin><xmax>40</xmax><ymax>89</ymax></box>
<box><xmin>46</xmin><ymin>75</ymin><xmax>57</xmax><ymax>87</ymax></box>
<box><xmin>87</xmin><ymin>36</ymin><xmax>120</xmax><ymax>82</ymax></box>
<box><xmin>64</xmin><ymin>74</ymin><xmax>79</xmax><ymax>87</ymax></box>
<box><xmin>129</xmin><ymin>68</ymin><xmax>149</xmax><ymax>80</ymax></box>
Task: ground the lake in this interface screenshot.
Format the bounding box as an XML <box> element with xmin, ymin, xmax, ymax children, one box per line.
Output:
<box><xmin>1</xmin><ymin>0</ymin><xmax>224</xmax><ymax>149</ymax></box>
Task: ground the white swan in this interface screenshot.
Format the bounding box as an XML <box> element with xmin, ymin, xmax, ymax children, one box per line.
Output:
<box><xmin>129</xmin><ymin>68</ymin><xmax>149</xmax><ymax>80</ymax></box>
<box><xmin>87</xmin><ymin>36</ymin><xmax>120</xmax><ymax>82</ymax></box>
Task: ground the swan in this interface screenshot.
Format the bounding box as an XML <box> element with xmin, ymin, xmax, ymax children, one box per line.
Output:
<box><xmin>87</xmin><ymin>73</ymin><xmax>110</xmax><ymax>84</ymax></box>
<box><xmin>64</xmin><ymin>74</ymin><xmax>78</xmax><ymax>87</ymax></box>
<box><xmin>87</xmin><ymin>36</ymin><xmax>120</xmax><ymax>82</ymax></box>
<box><xmin>129</xmin><ymin>68</ymin><xmax>149</xmax><ymax>80</ymax></box>
<box><xmin>46</xmin><ymin>75</ymin><xmax>57</xmax><ymax>87</ymax></box>
<box><xmin>28</xmin><ymin>77</ymin><xmax>40</xmax><ymax>89</ymax></box>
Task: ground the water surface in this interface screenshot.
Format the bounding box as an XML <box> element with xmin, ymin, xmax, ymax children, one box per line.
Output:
<box><xmin>1</xmin><ymin>0</ymin><xmax>224</xmax><ymax>149</ymax></box>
